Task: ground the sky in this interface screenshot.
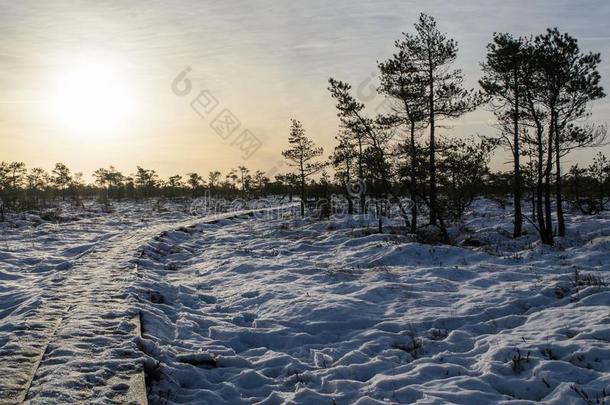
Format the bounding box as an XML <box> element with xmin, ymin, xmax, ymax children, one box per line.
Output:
<box><xmin>1</xmin><ymin>0</ymin><xmax>609</xmax><ymax>180</ymax></box>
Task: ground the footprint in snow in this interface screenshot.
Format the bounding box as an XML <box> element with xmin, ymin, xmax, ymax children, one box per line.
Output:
<box><xmin>241</xmin><ymin>291</ymin><xmax>260</xmax><ymax>298</ymax></box>
<box><xmin>233</xmin><ymin>312</ymin><xmax>257</xmax><ymax>327</ymax></box>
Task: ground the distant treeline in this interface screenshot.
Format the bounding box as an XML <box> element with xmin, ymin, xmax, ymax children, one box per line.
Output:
<box><xmin>0</xmin><ymin>162</ymin><xmax>307</xmax><ymax>211</ymax></box>
<box><xmin>1</xmin><ymin>154</ymin><xmax>608</xmax><ymax>228</ymax></box>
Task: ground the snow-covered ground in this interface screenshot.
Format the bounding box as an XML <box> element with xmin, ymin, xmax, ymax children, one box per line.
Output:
<box><xmin>0</xmin><ymin>199</ymin><xmax>279</xmax><ymax>403</ymax></box>
<box><xmin>135</xmin><ymin>200</ymin><xmax>610</xmax><ymax>404</ymax></box>
<box><xmin>0</xmin><ymin>201</ymin><xmax>202</xmax><ymax>403</ymax></box>
<box><xmin>1</xmin><ymin>199</ymin><xmax>609</xmax><ymax>404</ymax></box>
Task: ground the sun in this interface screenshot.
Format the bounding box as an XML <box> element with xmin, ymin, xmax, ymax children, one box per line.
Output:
<box><xmin>50</xmin><ymin>55</ymin><xmax>135</xmax><ymax>134</ymax></box>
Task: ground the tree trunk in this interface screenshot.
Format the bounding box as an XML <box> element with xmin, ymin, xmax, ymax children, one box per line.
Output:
<box><xmin>300</xmin><ymin>181</ymin><xmax>305</xmax><ymax>217</ymax></box>
<box><xmin>512</xmin><ymin>72</ymin><xmax>523</xmax><ymax>238</ymax></box>
<box><xmin>241</xmin><ymin>174</ymin><xmax>246</xmax><ymax>199</ymax></box>
<box><xmin>531</xmin><ymin>189</ymin><xmax>536</xmax><ymax>222</ymax></box>
<box><xmin>536</xmin><ymin>135</ymin><xmax>547</xmax><ymax>243</ymax></box>
<box><xmin>347</xmin><ymin>194</ymin><xmax>354</xmax><ymax>215</ymax></box>
<box><xmin>554</xmin><ymin>116</ymin><xmax>566</xmax><ymax>237</ymax></box>
<box><xmin>357</xmin><ymin>138</ymin><xmax>365</xmax><ymax>214</ymax></box>
<box><xmin>377</xmin><ymin>199</ymin><xmax>383</xmax><ymax>233</ymax></box>
<box><xmin>299</xmin><ymin>161</ymin><xmax>305</xmax><ymax>216</ymax></box>
<box><xmin>410</xmin><ymin>121</ymin><xmax>417</xmax><ymax>234</ymax></box>
<box><xmin>345</xmin><ymin>161</ymin><xmax>354</xmax><ymax>215</ymax></box>
<box><xmin>428</xmin><ymin>67</ymin><xmax>437</xmax><ymax>225</ymax></box>
<box><xmin>544</xmin><ymin>129</ymin><xmax>554</xmax><ymax>245</ymax></box>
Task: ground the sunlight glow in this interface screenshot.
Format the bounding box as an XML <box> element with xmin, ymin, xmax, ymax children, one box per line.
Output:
<box><xmin>50</xmin><ymin>55</ymin><xmax>135</xmax><ymax>134</ymax></box>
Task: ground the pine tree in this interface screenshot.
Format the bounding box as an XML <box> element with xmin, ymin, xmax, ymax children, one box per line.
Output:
<box><xmin>187</xmin><ymin>173</ymin><xmax>204</xmax><ymax>197</ymax></box>
<box><xmin>281</xmin><ymin>119</ymin><xmax>325</xmax><ymax>216</ymax></box>
<box><xmin>167</xmin><ymin>175</ymin><xmax>184</xmax><ymax>197</ymax></box>
<box><xmin>520</xmin><ymin>42</ymin><xmax>553</xmax><ymax>244</ymax></box>
<box><xmin>399</xmin><ymin>14</ymin><xmax>482</xmax><ymax>227</ymax></box>
<box><xmin>589</xmin><ymin>152</ymin><xmax>610</xmax><ymax>211</ymax></box>
<box><xmin>480</xmin><ymin>33</ymin><xmax>528</xmax><ymax>238</ymax></box>
<box><xmin>208</xmin><ymin>171</ymin><xmax>221</xmax><ymax>193</ymax></box>
<box><xmin>330</xmin><ymin>131</ymin><xmax>357</xmax><ymax>214</ymax></box>
<box><xmin>533</xmin><ymin>28</ymin><xmax>606</xmax><ymax>237</ymax></box>
<box><xmin>328</xmin><ymin>79</ymin><xmax>394</xmax><ymax>207</ymax></box>
<box><xmin>26</xmin><ymin>167</ymin><xmax>48</xmax><ymax>207</ymax></box>
<box><xmin>378</xmin><ymin>33</ymin><xmax>428</xmax><ymax>232</ymax></box>
<box><xmin>237</xmin><ymin>166</ymin><xmax>250</xmax><ymax>197</ymax></box>
<box><xmin>252</xmin><ymin>170</ymin><xmax>269</xmax><ymax>195</ymax></box>
<box><xmin>134</xmin><ymin>166</ymin><xmax>158</xmax><ymax>199</ymax></box>
<box><xmin>52</xmin><ymin>163</ymin><xmax>72</xmax><ymax>200</ymax></box>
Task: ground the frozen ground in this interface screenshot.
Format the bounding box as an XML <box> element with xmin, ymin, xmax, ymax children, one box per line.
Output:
<box><xmin>1</xmin><ymin>199</ymin><xmax>609</xmax><ymax>404</ymax></box>
<box><xmin>136</xmin><ymin>200</ymin><xmax>610</xmax><ymax>404</ymax></box>
<box><xmin>0</xmin><ymin>201</ymin><xmax>203</xmax><ymax>403</ymax></box>
<box><xmin>0</xmin><ymin>199</ymin><xmax>277</xmax><ymax>403</ymax></box>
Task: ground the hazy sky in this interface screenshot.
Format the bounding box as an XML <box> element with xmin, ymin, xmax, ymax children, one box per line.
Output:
<box><xmin>1</xmin><ymin>0</ymin><xmax>609</xmax><ymax>179</ymax></box>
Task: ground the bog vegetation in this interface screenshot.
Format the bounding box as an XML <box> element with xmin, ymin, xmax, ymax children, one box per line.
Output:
<box><xmin>2</xmin><ymin>14</ymin><xmax>609</xmax><ymax>246</ymax></box>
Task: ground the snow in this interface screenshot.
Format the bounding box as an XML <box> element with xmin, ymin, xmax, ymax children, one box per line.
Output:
<box><xmin>0</xmin><ymin>199</ymin><xmax>282</xmax><ymax>403</ymax></box>
<box><xmin>1</xmin><ymin>199</ymin><xmax>609</xmax><ymax>404</ymax></box>
<box><xmin>0</xmin><ymin>201</ymin><xmax>203</xmax><ymax>403</ymax></box>
<box><xmin>134</xmin><ymin>201</ymin><xmax>610</xmax><ymax>404</ymax></box>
